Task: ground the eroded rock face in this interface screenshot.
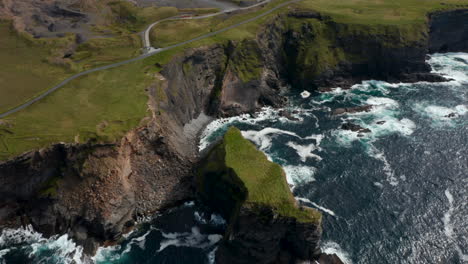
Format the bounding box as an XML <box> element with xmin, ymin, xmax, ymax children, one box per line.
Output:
<box><xmin>278</xmin><ymin>9</ymin><xmax>467</xmax><ymax>90</ymax></box>
<box><xmin>429</xmin><ymin>9</ymin><xmax>468</xmax><ymax>53</ymax></box>
<box><xmin>162</xmin><ymin>42</ymin><xmax>287</xmax><ymax>117</ymax></box>
<box><xmin>0</xmin><ymin>0</ymin><xmax>102</xmax><ymax>38</ymax></box>
<box><xmin>216</xmin><ymin>204</ymin><xmax>323</xmax><ymax>264</ymax></box>
<box><xmin>0</xmin><ymin>117</ymin><xmax>196</xmax><ymax>254</ymax></box>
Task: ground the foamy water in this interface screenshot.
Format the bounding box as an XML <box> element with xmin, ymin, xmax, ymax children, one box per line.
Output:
<box><xmin>196</xmin><ymin>53</ymin><xmax>468</xmax><ymax>264</ymax></box>
<box><xmin>1</xmin><ymin>54</ymin><xmax>467</xmax><ymax>264</ymax></box>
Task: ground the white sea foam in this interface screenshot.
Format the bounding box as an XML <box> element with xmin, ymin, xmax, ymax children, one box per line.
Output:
<box><xmin>194</xmin><ymin>212</ymin><xmax>226</xmax><ymax>226</ymax></box>
<box><xmin>414</xmin><ymin>102</ymin><xmax>467</xmax><ymax>127</ymax></box>
<box><xmin>443</xmin><ymin>189</ymin><xmax>455</xmax><ymax>238</ymax></box>
<box><xmin>184</xmin><ymin>201</ymin><xmax>195</xmax><ymax>207</ymax></box>
<box><xmin>199</xmin><ymin>107</ymin><xmax>301</xmax><ymax>151</ymax></box>
<box><xmin>158</xmin><ymin>227</ymin><xmax>222</xmax><ymax>252</ymax></box>
<box><xmin>373</xmin><ymin>182</ymin><xmax>383</xmax><ymax>188</ymax></box>
<box><xmin>330</xmin><ymin>84</ymin><xmax>415</xmax><ymax>146</ymax></box>
<box><xmin>207</xmin><ymin>247</ymin><xmax>218</xmax><ymax>264</ymax></box>
<box><xmin>0</xmin><ymin>225</ymin><xmax>84</xmax><ymax>264</ymax></box>
<box><xmin>194</xmin><ymin>211</ymin><xmax>207</xmax><ymax>224</ymax></box>
<box><xmin>365</xmin><ymin>97</ymin><xmax>399</xmax><ymax>108</ymax></box>
<box><xmin>428</xmin><ymin>53</ymin><xmax>468</xmax><ymax>84</ymax></box>
<box><xmin>283</xmin><ymin>165</ymin><xmax>317</xmax><ymax>187</ymax></box>
<box><xmin>286</xmin><ymin>142</ymin><xmax>322</xmax><ymax>162</ymax></box>
<box><xmin>304</xmin><ymin>134</ymin><xmax>325</xmax><ymax>150</ymax></box>
<box><xmin>334</xmin><ymin>109</ymin><xmax>415</xmax><ymax>146</ymax></box>
<box><xmin>295</xmin><ymin>197</ymin><xmax>336</xmax><ymax>217</ymax></box>
<box><xmin>321</xmin><ymin>241</ymin><xmax>353</xmax><ymax>264</ymax></box>
<box><xmin>92</xmin><ymin>244</ymin><xmax>121</xmax><ymax>263</ymax></box>
<box><xmin>209</xmin><ymin>214</ymin><xmax>226</xmax><ymax>226</ymax></box>
<box><xmin>128</xmin><ymin>230</ymin><xmax>152</xmax><ymax>253</ymax></box>
<box><xmin>301</xmin><ymin>90</ymin><xmax>311</xmax><ymax>98</ymax></box>
<box><xmin>242</xmin><ymin>128</ymin><xmax>300</xmax><ymax>151</ymax></box>
<box><xmin>367</xmin><ymin>145</ymin><xmax>398</xmax><ymax>186</ymax></box>
<box><xmin>0</xmin><ymin>225</ymin><xmax>42</xmax><ymax>247</ymax></box>
<box><xmin>93</xmin><ymin>228</ymin><xmax>155</xmax><ymax>262</ymax></box>
<box><xmin>442</xmin><ymin>189</ymin><xmax>468</xmax><ymax>261</ymax></box>
<box><xmin>0</xmin><ymin>249</ymin><xmax>10</xmax><ymax>259</ymax></box>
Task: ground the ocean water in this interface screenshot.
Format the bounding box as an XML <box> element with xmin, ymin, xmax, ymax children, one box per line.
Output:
<box><xmin>0</xmin><ymin>202</ymin><xmax>225</xmax><ymax>264</ymax></box>
<box><xmin>1</xmin><ymin>53</ymin><xmax>467</xmax><ymax>263</ymax></box>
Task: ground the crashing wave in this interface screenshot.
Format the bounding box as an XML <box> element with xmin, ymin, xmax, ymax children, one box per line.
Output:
<box><xmin>0</xmin><ymin>225</ymin><xmax>84</xmax><ymax>264</ymax></box>
<box><xmin>321</xmin><ymin>241</ymin><xmax>353</xmax><ymax>264</ymax></box>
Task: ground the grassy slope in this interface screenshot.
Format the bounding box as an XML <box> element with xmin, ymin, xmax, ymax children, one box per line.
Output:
<box><xmin>0</xmin><ymin>50</ymin><xmax>176</xmax><ymax>160</ymax></box>
<box><xmin>296</xmin><ymin>0</ymin><xmax>467</xmax><ymax>25</ymax></box>
<box><xmin>150</xmin><ymin>0</ymin><xmax>468</xmax><ymax>48</ymax></box>
<box><xmin>1</xmin><ymin>0</ymin><xmax>468</xmax><ymax>160</ymax></box>
<box><xmin>0</xmin><ymin>22</ymin><xmax>73</xmax><ymax>113</ymax></box>
<box><xmin>223</xmin><ymin>127</ymin><xmax>321</xmax><ymax>223</ymax></box>
<box><xmin>149</xmin><ymin>0</ymin><xmax>285</xmax><ymax>47</ymax></box>
<box><xmin>0</xmin><ymin>2</ymin><xmax>181</xmax><ymax>113</ymax></box>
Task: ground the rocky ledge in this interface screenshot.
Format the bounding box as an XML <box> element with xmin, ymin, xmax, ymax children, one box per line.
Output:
<box><xmin>196</xmin><ymin>127</ymin><xmax>342</xmax><ymax>263</ymax></box>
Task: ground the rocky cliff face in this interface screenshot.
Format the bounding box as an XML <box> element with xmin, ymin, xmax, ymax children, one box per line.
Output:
<box><xmin>1</xmin><ymin>7</ymin><xmax>468</xmax><ymax>261</ymax></box>
<box><xmin>429</xmin><ymin>9</ymin><xmax>468</xmax><ymax>53</ymax></box>
<box><xmin>0</xmin><ymin>118</ymin><xmax>196</xmax><ymax>253</ymax></box>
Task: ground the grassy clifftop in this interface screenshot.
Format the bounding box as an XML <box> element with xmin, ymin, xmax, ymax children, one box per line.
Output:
<box><xmin>197</xmin><ymin>127</ymin><xmax>321</xmax><ymax>223</ymax></box>
<box><xmin>1</xmin><ymin>0</ymin><xmax>467</xmax><ymax>161</ymax></box>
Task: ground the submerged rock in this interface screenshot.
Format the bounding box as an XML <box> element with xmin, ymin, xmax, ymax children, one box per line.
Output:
<box><xmin>445</xmin><ymin>112</ymin><xmax>457</xmax><ymax>118</ymax></box>
<box><xmin>332</xmin><ymin>105</ymin><xmax>373</xmax><ymax>116</ymax></box>
<box><xmin>341</xmin><ymin>122</ymin><xmax>371</xmax><ymax>133</ymax></box>
<box><xmin>279</xmin><ymin>110</ymin><xmax>300</xmax><ymax>121</ymax></box>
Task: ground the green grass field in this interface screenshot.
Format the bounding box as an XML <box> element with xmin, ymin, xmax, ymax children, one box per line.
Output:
<box><xmin>150</xmin><ymin>0</ymin><xmax>468</xmax><ymax>48</ymax></box>
<box><xmin>0</xmin><ymin>2</ymin><xmax>180</xmax><ymax>114</ymax></box>
<box><xmin>222</xmin><ymin>127</ymin><xmax>322</xmax><ymax>223</ymax></box>
<box><xmin>1</xmin><ymin>0</ymin><xmax>468</xmax><ymax>160</ymax></box>
<box><xmin>296</xmin><ymin>0</ymin><xmax>468</xmax><ymax>24</ymax></box>
<box><xmin>0</xmin><ymin>48</ymin><xmax>184</xmax><ymax>160</ymax></box>
<box><xmin>0</xmin><ymin>22</ymin><xmax>73</xmax><ymax>114</ymax></box>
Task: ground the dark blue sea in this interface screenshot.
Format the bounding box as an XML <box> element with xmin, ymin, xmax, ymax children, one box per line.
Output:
<box><xmin>1</xmin><ymin>53</ymin><xmax>467</xmax><ymax>264</ymax></box>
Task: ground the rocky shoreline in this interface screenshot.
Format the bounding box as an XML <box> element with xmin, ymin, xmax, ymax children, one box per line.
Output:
<box><xmin>0</xmin><ymin>7</ymin><xmax>467</xmax><ymax>263</ymax></box>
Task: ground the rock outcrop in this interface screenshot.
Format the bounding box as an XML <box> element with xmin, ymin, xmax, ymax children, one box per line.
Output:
<box><xmin>196</xmin><ymin>127</ymin><xmax>341</xmax><ymax>263</ymax></box>
<box><xmin>429</xmin><ymin>9</ymin><xmax>468</xmax><ymax>53</ymax></box>
<box><xmin>332</xmin><ymin>105</ymin><xmax>373</xmax><ymax>116</ymax></box>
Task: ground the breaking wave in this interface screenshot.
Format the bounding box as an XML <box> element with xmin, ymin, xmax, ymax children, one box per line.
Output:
<box><xmin>0</xmin><ymin>225</ymin><xmax>84</xmax><ymax>264</ymax></box>
<box><xmin>321</xmin><ymin>241</ymin><xmax>353</xmax><ymax>264</ymax></box>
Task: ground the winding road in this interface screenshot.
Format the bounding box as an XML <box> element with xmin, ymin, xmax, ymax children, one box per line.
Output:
<box><xmin>0</xmin><ymin>0</ymin><xmax>300</xmax><ymax>119</ymax></box>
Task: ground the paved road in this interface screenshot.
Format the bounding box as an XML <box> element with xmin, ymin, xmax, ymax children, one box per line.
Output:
<box><xmin>0</xmin><ymin>0</ymin><xmax>300</xmax><ymax>119</ymax></box>
<box><xmin>142</xmin><ymin>0</ymin><xmax>272</xmax><ymax>49</ymax></box>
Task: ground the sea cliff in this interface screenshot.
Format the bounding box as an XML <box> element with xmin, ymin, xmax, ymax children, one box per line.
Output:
<box><xmin>196</xmin><ymin>127</ymin><xmax>342</xmax><ymax>263</ymax></box>
<box><xmin>0</xmin><ymin>7</ymin><xmax>467</xmax><ymax>260</ymax></box>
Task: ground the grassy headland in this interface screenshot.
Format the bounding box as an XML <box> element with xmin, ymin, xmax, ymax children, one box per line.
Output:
<box><xmin>196</xmin><ymin>127</ymin><xmax>321</xmax><ymax>223</ymax></box>
<box><xmin>222</xmin><ymin>127</ymin><xmax>321</xmax><ymax>223</ymax></box>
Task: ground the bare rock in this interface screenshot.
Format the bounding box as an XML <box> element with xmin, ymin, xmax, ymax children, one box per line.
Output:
<box><xmin>332</xmin><ymin>105</ymin><xmax>373</xmax><ymax>116</ymax></box>
<box><xmin>341</xmin><ymin>122</ymin><xmax>371</xmax><ymax>133</ymax></box>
